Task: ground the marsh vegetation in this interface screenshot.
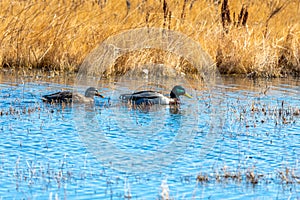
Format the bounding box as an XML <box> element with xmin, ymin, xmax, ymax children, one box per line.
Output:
<box><xmin>0</xmin><ymin>0</ymin><xmax>299</xmax><ymax>77</ymax></box>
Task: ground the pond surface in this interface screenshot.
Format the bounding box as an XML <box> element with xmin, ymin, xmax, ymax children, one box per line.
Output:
<box><xmin>0</xmin><ymin>72</ymin><xmax>300</xmax><ymax>199</ymax></box>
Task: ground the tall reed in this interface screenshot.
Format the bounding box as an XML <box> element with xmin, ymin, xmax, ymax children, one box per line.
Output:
<box><xmin>0</xmin><ymin>0</ymin><xmax>299</xmax><ymax>77</ymax></box>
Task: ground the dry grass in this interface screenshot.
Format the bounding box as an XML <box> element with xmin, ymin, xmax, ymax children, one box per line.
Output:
<box><xmin>0</xmin><ymin>0</ymin><xmax>299</xmax><ymax>77</ymax></box>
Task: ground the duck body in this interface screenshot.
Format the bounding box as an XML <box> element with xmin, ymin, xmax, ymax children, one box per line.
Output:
<box><xmin>42</xmin><ymin>87</ymin><xmax>104</xmax><ymax>103</ymax></box>
<box><xmin>120</xmin><ymin>90</ymin><xmax>174</xmax><ymax>105</ymax></box>
<box><xmin>119</xmin><ymin>85</ymin><xmax>192</xmax><ymax>105</ymax></box>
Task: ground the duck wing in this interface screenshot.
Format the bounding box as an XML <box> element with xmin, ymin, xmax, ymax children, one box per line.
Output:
<box><xmin>42</xmin><ymin>91</ymin><xmax>73</xmax><ymax>103</ymax></box>
<box><xmin>120</xmin><ymin>90</ymin><xmax>160</xmax><ymax>100</ymax></box>
<box><xmin>120</xmin><ymin>90</ymin><xmax>170</xmax><ymax>105</ymax></box>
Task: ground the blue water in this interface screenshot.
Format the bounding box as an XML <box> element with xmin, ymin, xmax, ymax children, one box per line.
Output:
<box><xmin>0</xmin><ymin>75</ymin><xmax>300</xmax><ymax>199</ymax></box>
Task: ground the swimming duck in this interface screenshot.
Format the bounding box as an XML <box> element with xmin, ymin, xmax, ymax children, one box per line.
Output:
<box><xmin>119</xmin><ymin>85</ymin><xmax>192</xmax><ymax>105</ymax></box>
<box><xmin>42</xmin><ymin>87</ymin><xmax>104</xmax><ymax>103</ymax></box>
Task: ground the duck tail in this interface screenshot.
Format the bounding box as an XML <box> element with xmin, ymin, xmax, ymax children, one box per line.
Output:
<box><xmin>41</xmin><ymin>95</ymin><xmax>50</xmax><ymax>102</ymax></box>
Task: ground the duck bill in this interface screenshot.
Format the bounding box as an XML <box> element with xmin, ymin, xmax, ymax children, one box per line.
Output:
<box><xmin>184</xmin><ymin>93</ymin><xmax>192</xmax><ymax>98</ymax></box>
<box><xmin>95</xmin><ymin>93</ymin><xmax>104</xmax><ymax>98</ymax></box>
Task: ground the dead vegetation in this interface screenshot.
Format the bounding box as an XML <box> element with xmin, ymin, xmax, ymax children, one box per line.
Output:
<box><xmin>197</xmin><ymin>166</ymin><xmax>300</xmax><ymax>186</ymax></box>
<box><xmin>0</xmin><ymin>0</ymin><xmax>299</xmax><ymax>78</ymax></box>
<box><xmin>103</xmin><ymin>49</ymin><xmax>201</xmax><ymax>80</ymax></box>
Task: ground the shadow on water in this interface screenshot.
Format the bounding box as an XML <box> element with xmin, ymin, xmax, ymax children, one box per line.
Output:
<box><xmin>0</xmin><ymin>72</ymin><xmax>300</xmax><ymax>199</ymax></box>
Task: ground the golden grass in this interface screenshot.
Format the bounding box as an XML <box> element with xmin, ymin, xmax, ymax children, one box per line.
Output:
<box><xmin>0</xmin><ymin>0</ymin><xmax>299</xmax><ymax>77</ymax></box>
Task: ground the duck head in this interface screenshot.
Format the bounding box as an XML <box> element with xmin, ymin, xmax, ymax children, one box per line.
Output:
<box><xmin>85</xmin><ymin>87</ymin><xmax>104</xmax><ymax>98</ymax></box>
<box><xmin>170</xmin><ymin>85</ymin><xmax>192</xmax><ymax>99</ymax></box>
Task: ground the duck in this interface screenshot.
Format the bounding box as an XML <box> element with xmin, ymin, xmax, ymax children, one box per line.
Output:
<box><xmin>119</xmin><ymin>85</ymin><xmax>192</xmax><ymax>105</ymax></box>
<box><xmin>42</xmin><ymin>87</ymin><xmax>104</xmax><ymax>103</ymax></box>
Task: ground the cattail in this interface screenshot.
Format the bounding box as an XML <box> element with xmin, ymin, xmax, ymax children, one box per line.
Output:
<box><xmin>221</xmin><ymin>0</ymin><xmax>231</xmax><ymax>33</ymax></box>
<box><xmin>238</xmin><ymin>5</ymin><xmax>248</xmax><ymax>27</ymax></box>
<box><xmin>163</xmin><ymin>0</ymin><xmax>168</xmax><ymax>28</ymax></box>
<box><xmin>181</xmin><ymin>0</ymin><xmax>188</xmax><ymax>20</ymax></box>
<box><xmin>168</xmin><ymin>11</ymin><xmax>172</xmax><ymax>29</ymax></box>
<box><xmin>126</xmin><ymin>0</ymin><xmax>131</xmax><ymax>15</ymax></box>
<box><xmin>146</xmin><ymin>11</ymin><xmax>150</xmax><ymax>28</ymax></box>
